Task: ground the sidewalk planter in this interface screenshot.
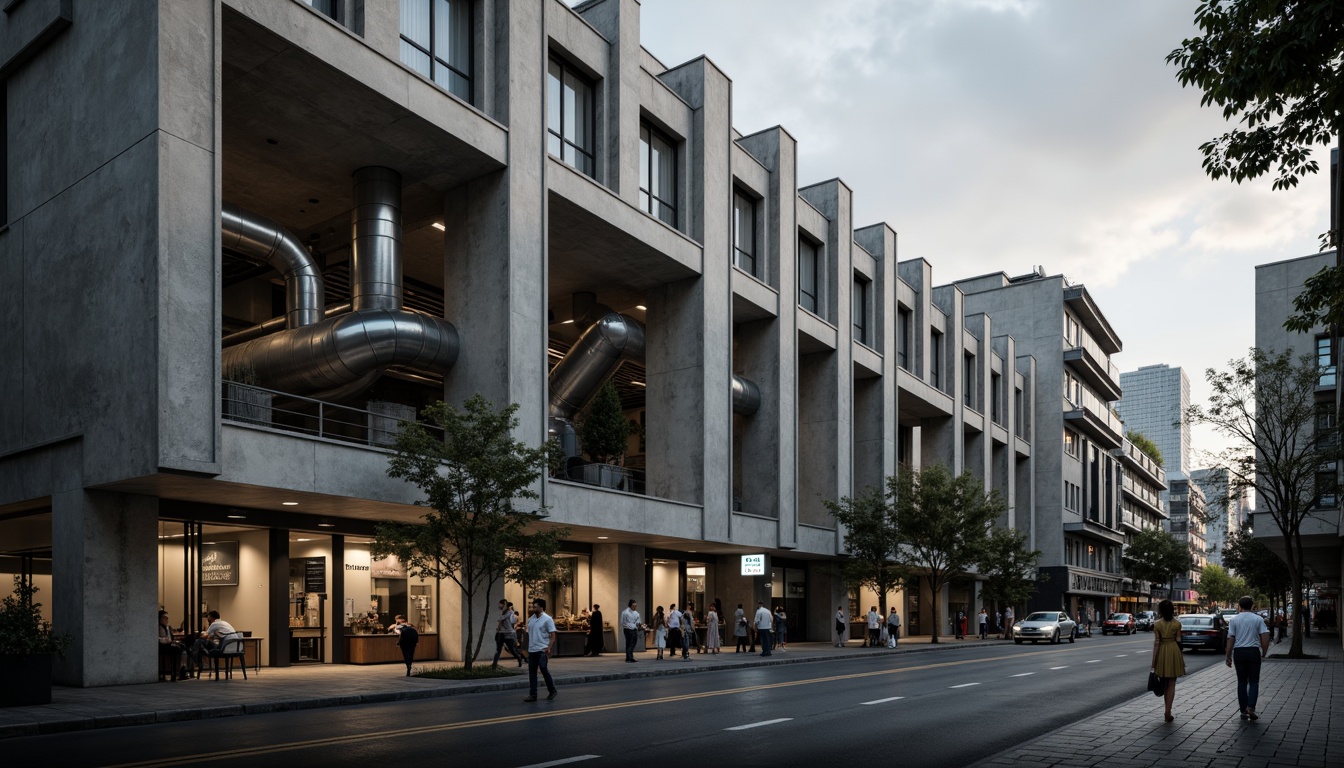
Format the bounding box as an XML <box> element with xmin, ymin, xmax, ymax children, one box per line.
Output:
<box><xmin>0</xmin><ymin>653</ymin><xmax>52</xmax><ymax>707</ymax></box>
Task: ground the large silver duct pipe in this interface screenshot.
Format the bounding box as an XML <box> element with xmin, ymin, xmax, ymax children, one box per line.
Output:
<box><xmin>222</xmin><ymin>167</ymin><xmax>459</xmax><ymax>400</ymax></box>
<box><xmin>548</xmin><ymin>313</ymin><xmax>646</xmax><ymax>420</ymax></box>
<box><xmin>730</xmin><ymin>374</ymin><xmax>761</xmax><ymax>416</ymax></box>
<box><xmin>223</xmin><ymin>302</ymin><xmax>353</xmax><ymax>348</ymax></box>
<box><xmin>221</xmin><ymin>203</ymin><xmax>325</xmax><ymax>329</ymax></box>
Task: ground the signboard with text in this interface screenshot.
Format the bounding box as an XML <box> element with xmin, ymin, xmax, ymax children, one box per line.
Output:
<box><xmin>303</xmin><ymin>557</ymin><xmax>326</xmax><ymax>594</ymax></box>
<box><xmin>741</xmin><ymin>554</ymin><xmax>766</xmax><ymax>576</ymax></box>
<box><xmin>200</xmin><ymin>542</ymin><xmax>239</xmax><ymax>587</ymax></box>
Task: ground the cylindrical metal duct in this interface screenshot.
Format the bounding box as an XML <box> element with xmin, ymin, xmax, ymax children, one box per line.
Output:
<box><xmin>222</xmin><ymin>301</ymin><xmax>353</xmax><ymax>348</ymax></box>
<box><xmin>350</xmin><ymin>166</ymin><xmax>403</xmax><ymax>312</ymax></box>
<box><xmin>221</xmin><ymin>203</ymin><xmax>324</xmax><ymax>329</ymax></box>
<box><xmin>548</xmin><ymin>313</ymin><xmax>646</xmax><ymax>420</ymax></box>
<box><xmin>731</xmin><ymin>374</ymin><xmax>761</xmax><ymax>416</ymax></box>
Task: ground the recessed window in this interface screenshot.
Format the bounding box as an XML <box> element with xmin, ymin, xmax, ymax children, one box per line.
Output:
<box><xmin>897</xmin><ymin>306</ymin><xmax>912</xmax><ymax>370</ymax></box>
<box><xmin>639</xmin><ymin>123</ymin><xmax>676</xmax><ymax>226</ymax></box>
<box><xmin>400</xmin><ymin>0</ymin><xmax>472</xmax><ymax>101</ymax></box>
<box><xmin>853</xmin><ymin>275</ymin><xmax>870</xmax><ymax>345</ymax></box>
<box><xmin>1064</xmin><ymin>371</ymin><xmax>1081</xmax><ymax>405</ymax></box>
<box><xmin>547</xmin><ymin>56</ymin><xmax>596</xmax><ymax>177</ymax></box>
<box><xmin>991</xmin><ymin>372</ymin><xmax>1002</xmax><ymax>424</ymax></box>
<box><xmin>963</xmin><ymin>352</ymin><xmax>975</xmax><ymax>409</ymax></box>
<box><xmin>1064</xmin><ymin>428</ymin><xmax>1079</xmax><ymax>458</ymax></box>
<box><xmin>1064</xmin><ymin>313</ymin><xmax>1080</xmax><ymax>347</ymax></box>
<box><xmin>1317</xmin><ymin>335</ymin><xmax>1336</xmax><ymax>387</ymax></box>
<box><xmin>798</xmin><ymin>236</ymin><xmax>819</xmax><ymax>313</ymax></box>
<box><xmin>733</xmin><ymin>190</ymin><xmax>758</xmax><ymax>278</ymax></box>
<box><xmin>930</xmin><ymin>330</ymin><xmax>943</xmax><ymax>390</ymax></box>
<box><xmin>303</xmin><ymin>0</ymin><xmax>341</xmax><ymax>22</ymax></box>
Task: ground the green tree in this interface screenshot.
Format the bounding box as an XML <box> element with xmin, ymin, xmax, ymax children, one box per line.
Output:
<box><xmin>1187</xmin><ymin>349</ymin><xmax>1343</xmax><ymax>657</ymax></box>
<box><xmin>825</xmin><ymin>486</ymin><xmax>910</xmax><ymax>618</ymax></box>
<box><xmin>1166</xmin><ymin>1</ymin><xmax>1344</xmax><ymax>330</ymax></box>
<box><xmin>1126</xmin><ymin>431</ymin><xmax>1164</xmax><ymax>467</ymax></box>
<box><xmin>1124</xmin><ymin>527</ymin><xmax>1193</xmax><ymax>605</ymax></box>
<box><xmin>975</xmin><ymin>527</ymin><xmax>1046</xmax><ymax>633</ymax></box>
<box><xmin>374</xmin><ymin>396</ymin><xmax>568</xmax><ymax>668</ymax></box>
<box><xmin>1224</xmin><ymin>524</ymin><xmax>1293</xmax><ymax>617</ymax></box>
<box><xmin>580</xmin><ymin>381</ymin><xmax>632</xmax><ymax>464</ymax></box>
<box><xmin>887</xmin><ymin>464</ymin><xmax>1006</xmax><ymax>644</ymax></box>
<box><xmin>1196</xmin><ymin>563</ymin><xmax>1247</xmax><ymax>609</ymax></box>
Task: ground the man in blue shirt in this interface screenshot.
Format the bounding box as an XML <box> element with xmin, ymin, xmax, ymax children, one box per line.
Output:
<box><xmin>1225</xmin><ymin>595</ymin><xmax>1271</xmax><ymax>720</ymax></box>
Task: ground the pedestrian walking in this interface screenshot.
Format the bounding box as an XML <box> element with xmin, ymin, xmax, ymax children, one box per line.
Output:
<box><xmin>835</xmin><ymin>606</ymin><xmax>848</xmax><ymax>647</ymax></box>
<box><xmin>754</xmin><ymin>600</ymin><xmax>774</xmax><ymax>656</ymax></box>
<box><xmin>734</xmin><ymin>604</ymin><xmax>748</xmax><ymax>653</ymax></box>
<box><xmin>1150</xmin><ymin>599</ymin><xmax>1186</xmax><ymax>722</ymax></box>
<box><xmin>681</xmin><ymin>604</ymin><xmax>695</xmax><ymax>659</ymax></box>
<box><xmin>619</xmin><ymin>599</ymin><xmax>644</xmax><ymax>663</ymax></box>
<box><xmin>866</xmin><ymin>606</ymin><xmax>881</xmax><ymax>647</ymax></box>
<box><xmin>667</xmin><ymin>602</ymin><xmax>683</xmax><ymax>657</ymax></box>
<box><xmin>585</xmin><ymin>604</ymin><xmax>605</xmax><ymax>657</ymax></box>
<box><xmin>705</xmin><ymin>605</ymin><xmax>721</xmax><ymax>654</ymax></box>
<box><xmin>388</xmin><ymin>614</ymin><xmax>419</xmax><ymax>676</ymax></box>
<box><xmin>773</xmin><ymin>606</ymin><xmax>788</xmax><ymax>650</ymax></box>
<box><xmin>887</xmin><ymin>607</ymin><xmax>901</xmax><ymax>647</ymax></box>
<box><xmin>523</xmin><ymin>598</ymin><xmax>558</xmax><ymax>702</ymax></box>
<box><xmin>978</xmin><ymin>608</ymin><xmax>988</xmax><ymax>640</ymax></box>
<box><xmin>491</xmin><ymin>600</ymin><xmax>524</xmax><ymax>668</ymax></box>
<box><xmin>954</xmin><ymin>610</ymin><xmax>966</xmax><ymax>640</ymax></box>
<box><xmin>653</xmin><ymin>606</ymin><xmax>667</xmax><ymax>660</ymax></box>
<box><xmin>1225</xmin><ymin>595</ymin><xmax>1271</xmax><ymax>721</ymax></box>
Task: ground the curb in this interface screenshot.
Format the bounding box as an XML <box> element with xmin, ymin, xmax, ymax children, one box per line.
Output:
<box><xmin>0</xmin><ymin>639</ymin><xmax>1004</xmax><ymax>740</ymax></box>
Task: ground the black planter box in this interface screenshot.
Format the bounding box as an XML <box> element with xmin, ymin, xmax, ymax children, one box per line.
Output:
<box><xmin>0</xmin><ymin>653</ymin><xmax>53</xmax><ymax>707</ymax></box>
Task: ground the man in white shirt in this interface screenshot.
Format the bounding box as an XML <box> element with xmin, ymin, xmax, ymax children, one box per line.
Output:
<box><xmin>523</xmin><ymin>598</ymin><xmax>558</xmax><ymax>702</ymax></box>
<box><xmin>754</xmin><ymin>600</ymin><xmax>774</xmax><ymax>657</ymax></box>
<box><xmin>1002</xmin><ymin>607</ymin><xmax>1014</xmax><ymax>639</ymax></box>
<box><xmin>866</xmin><ymin>606</ymin><xmax>881</xmax><ymax>647</ymax></box>
<box><xmin>190</xmin><ymin>610</ymin><xmax>236</xmax><ymax>675</ymax></box>
<box><xmin>1225</xmin><ymin>595</ymin><xmax>1271</xmax><ymax>720</ymax></box>
<box><xmin>619</xmin><ymin>599</ymin><xmax>644</xmax><ymax>664</ymax></box>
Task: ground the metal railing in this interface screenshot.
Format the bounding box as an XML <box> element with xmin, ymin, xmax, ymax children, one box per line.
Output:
<box><xmin>221</xmin><ymin>381</ymin><xmax>435</xmax><ymax>448</ymax></box>
<box><xmin>1063</xmin><ymin>331</ymin><xmax>1122</xmax><ymax>386</ymax></box>
<box><xmin>561</xmin><ymin>462</ymin><xmax>646</xmax><ymax>495</ymax></box>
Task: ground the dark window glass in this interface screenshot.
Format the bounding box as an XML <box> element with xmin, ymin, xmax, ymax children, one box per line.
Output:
<box><xmin>1318</xmin><ymin>336</ymin><xmax>1336</xmax><ymax>387</ymax></box>
<box><xmin>991</xmin><ymin>372</ymin><xmax>1002</xmax><ymax>423</ymax></box>
<box><xmin>799</xmin><ymin>238</ymin><xmax>819</xmax><ymax>313</ymax></box>
<box><xmin>897</xmin><ymin>307</ymin><xmax>911</xmax><ymax>370</ymax></box>
<box><xmin>930</xmin><ymin>330</ymin><xmax>943</xmax><ymax>390</ymax></box>
<box><xmin>964</xmin><ymin>352</ymin><xmax>975</xmax><ymax>408</ymax></box>
<box><xmin>853</xmin><ymin>275</ymin><xmax>870</xmax><ymax>344</ymax></box>
<box><xmin>304</xmin><ymin>0</ymin><xmax>341</xmax><ymax>22</ymax></box>
<box><xmin>399</xmin><ymin>0</ymin><xmax>472</xmax><ymax>101</ymax></box>
<box><xmin>1317</xmin><ymin>470</ymin><xmax>1338</xmax><ymax>507</ymax></box>
<box><xmin>546</xmin><ymin>56</ymin><xmax>596</xmax><ymax>177</ymax></box>
<box><xmin>639</xmin><ymin>123</ymin><xmax>676</xmax><ymax>226</ymax></box>
<box><xmin>733</xmin><ymin>191</ymin><xmax>758</xmax><ymax>277</ymax></box>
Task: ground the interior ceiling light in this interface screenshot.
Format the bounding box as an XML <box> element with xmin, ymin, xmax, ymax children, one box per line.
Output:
<box><xmin>295</xmin><ymin>537</ymin><xmax>312</xmax><ymax>542</ymax></box>
<box><xmin>560</xmin><ymin>319</ymin><xmax>574</xmax><ymax>324</ymax></box>
<box><xmin>227</xmin><ymin>514</ymin><xmax>246</xmax><ymax>519</ymax></box>
<box><xmin>632</xmin><ymin>381</ymin><xmax>646</xmax><ymax>387</ymax></box>
<box><xmin>635</xmin><ymin>305</ymin><xmax>647</xmax><ymax>311</ymax></box>
<box><xmin>282</xmin><ymin>501</ymin><xmax>299</xmax><ymax>506</ymax></box>
<box><xmin>318</xmin><ymin>520</ymin><xmax>336</xmax><ymax>528</ymax></box>
<box><xmin>431</xmin><ymin>222</ymin><xmax>446</xmax><ymax>231</ymax></box>
<box><xmin>597</xmin><ymin>536</ymin><xmax>609</xmax><ymax>540</ymax></box>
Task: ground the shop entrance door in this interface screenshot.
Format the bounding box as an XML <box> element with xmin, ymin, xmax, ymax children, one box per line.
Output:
<box><xmin>770</xmin><ymin>566</ymin><xmax>807</xmax><ymax>642</ymax></box>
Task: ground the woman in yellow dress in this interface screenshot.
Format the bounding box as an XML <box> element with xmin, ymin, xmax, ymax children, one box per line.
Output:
<box><xmin>1150</xmin><ymin>599</ymin><xmax>1186</xmax><ymax>722</ymax></box>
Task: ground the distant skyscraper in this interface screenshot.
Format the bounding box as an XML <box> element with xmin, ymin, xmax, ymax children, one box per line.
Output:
<box><xmin>1116</xmin><ymin>364</ymin><xmax>1192</xmax><ymax>481</ymax></box>
<box><xmin>1192</xmin><ymin>468</ymin><xmax>1236</xmax><ymax>569</ymax></box>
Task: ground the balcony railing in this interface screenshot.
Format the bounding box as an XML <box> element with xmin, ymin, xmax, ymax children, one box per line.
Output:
<box><xmin>221</xmin><ymin>382</ymin><xmax>434</xmax><ymax>448</ymax></box>
<box><xmin>560</xmin><ymin>462</ymin><xmax>646</xmax><ymax>495</ymax></box>
<box><xmin>1062</xmin><ymin>388</ymin><xmax>1123</xmax><ymax>448</ymax></box>
<box><xmin>1063</xmin><ymin>333</ymin><xmax>1122</xmax><ymax>400</ymax></box>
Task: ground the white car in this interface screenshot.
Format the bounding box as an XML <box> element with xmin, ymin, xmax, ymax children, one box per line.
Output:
<box><xmin>1013</xmin><ymin>611</ymin><xmax>1077</xmax><ymax>644</ymax></box>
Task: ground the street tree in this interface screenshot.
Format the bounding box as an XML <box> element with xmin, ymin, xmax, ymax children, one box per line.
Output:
<box><xmin>975</xmin><ymin>527</ymin><xmax>1045</xmax><ymax>632</ymax></box>
<box><xmin>1123</xmin><ymin>527</ymin><xmax>1193</xmax><ymax>606</ymax></box>
<box><xmin>1188</xmin><ymin>348</ymin><xmax>1343</xmax><ymax>657</ymax></box>
<box><xmin>1197</xmin><ymin>563</ymin><xmax>1247</xmax><ymax>609</ymax></box>
<box><xmin>374</xmin><ymin>395</ymin><xmax>568</xmax><ymax>668</ymax></box>
<box><xmin>1166</xmin><ymin>1</ymin><xmax>1344</xmax><ymax>331</ymax></box>
<box><xmin>888</xmin><ymin>464</ymin><xmax>1006</xmax><ymax>644</ymax></box>
<box><xmin>825</xmin><ymin>486</ymin><xmax>910</xmax><ymax>618</ymax></box>
<box><xmin>1224</xmin><ymin>525</ymin><xmax>1293</xmax><ymax>619</ymax></box>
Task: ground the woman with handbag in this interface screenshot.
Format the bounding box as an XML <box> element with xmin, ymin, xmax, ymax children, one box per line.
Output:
<box><xmin>1150</xmin><ymin>599</ymin><xmax>1186</xmax><ymax>722</ymax></box>
<box><xmin>652</xmin><ymin>606</ymin><xmax>667</xmax><ymax>660</ymax></box>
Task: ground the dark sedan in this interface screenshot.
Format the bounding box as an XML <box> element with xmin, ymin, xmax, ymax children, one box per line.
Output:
<box><xmin>1176</xmin><ymin>614</ymin><xmax>1225</xmax><ymax>652</ymax></box>
<box><xmin>1100</xmin><ymin>613</ymin><xmax>1135</xmax><ymax>635</ymax></box>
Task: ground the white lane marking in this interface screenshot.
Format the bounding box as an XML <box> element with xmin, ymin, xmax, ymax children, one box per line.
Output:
<box><xmin>1010</xmin><ymin>672</ymin><xmax>1034</xmax><ymax>677</ymax></box>
<box><xmin>861</xmin><ymin>696</ymin><xmax>906</xmax><ymax>705</ymax></box>
<box><xmin>1050</xmin><ymin>666</ymin><xmax>1069</xmax><ymax>670</ymax></box>
<box><xmin>948</xmin><ymin>682</ymin><xmax>981</xmax><ymax>689</ymax></box>
<box><xmin>1085</xmin><ymin>660</ymin><xmax>1102</xmax><ymax>663</ymax></box>
<box><xmin>725</xmin><ymin>718</ymin><xmax>793</xmax><ymax>731</ymax></box>
<box><xmin>1115</xmin><ymin>654</ymin><xmax>1128</xmax><ymax>657</ymax></box>
<box><xmin>517</xmin><ymin>757</ymin><xmax>601</xmax><ymax>768</ymax></box>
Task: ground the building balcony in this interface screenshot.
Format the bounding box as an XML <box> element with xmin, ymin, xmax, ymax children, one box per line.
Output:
<box><xmin>1063</xmin><ymin>285</ymin><xmax>1122</xmax><ymax>355</ymax></box>
<box><xmin>897</xmin><ymin>368</ymin><xmax>954</xmax><ymax>421</ymax></box>
<box><xmin>1115</xmin><ymin>439</ymin><xmax>1167</xmax><ymax>489</ymax></box>
<box><xmin>1062</xmin><ymin>393</ymin><xmax>1123</xmax><ymax>450</ymax></box>
<box><xmin>1063</xmin><ymin>337</ymin><xmax>1122</xmax><ymax>401</ymax></box>
<box><xmin>1121</xmin><ymin>476</ymin><xmax>1164</xmax><ymax>517</ymax></box>
<box><xmin>1064</xmin><ymin>517</ymin><xmax>1126</xmax><ymax>546</ymax></box>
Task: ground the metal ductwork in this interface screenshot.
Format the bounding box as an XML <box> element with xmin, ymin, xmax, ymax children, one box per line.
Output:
<box><xmin>221</xmin><ymin>202</ymin><xmax>325</xmax><ymax>329</ymax></box>
<box><xmin>221</xmin><ymin>166</ymin><xmax>459</xmax><ymax>401</ymax></box>
<box><xmin>730</xmin><ymin>374</ymin><xmax>761</xmax><ymax>416</ymax></box>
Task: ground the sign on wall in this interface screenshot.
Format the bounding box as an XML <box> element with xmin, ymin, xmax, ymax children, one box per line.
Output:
<box><xmin>200</xmin><ymin>542</ymin><xmax>239</xmax><ymax>587</ymax></box>
<box><xmin>303</xmin><ymin>557</ymin><xmax>327</xmax><ymax>594</ymax></box>
<box><xmin>741</xmin><ymin>554</ymin><xmax>766</xmax><ymax>576</ymax></box>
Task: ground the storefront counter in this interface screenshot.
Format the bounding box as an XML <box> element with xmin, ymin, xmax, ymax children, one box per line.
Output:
<box><xmin>345</xmin><ymin>633</ymin><xmax>440</xmax><ymax>665</ymax></box>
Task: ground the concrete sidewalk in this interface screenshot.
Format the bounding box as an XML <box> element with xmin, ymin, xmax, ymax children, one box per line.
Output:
<box><xmin>0</xmin><ymin>634</ymin><xmax>999</xmax><ymax>740</ymax></box>
<box><xmin>973</xmin><ymin>632</ymin><xmax>1342</xmax><ymax>768</ymax></box>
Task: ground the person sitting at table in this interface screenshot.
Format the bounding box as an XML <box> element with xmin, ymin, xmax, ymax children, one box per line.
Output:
<box><xmin>190</xmin><ymin>610</ymin><xmax>237</xmax><ymax>677</ymax></box>
<box><xmin>158</xmin><ymin>610</ymin><xmax>188</xmax><ymax>679</ymax></box>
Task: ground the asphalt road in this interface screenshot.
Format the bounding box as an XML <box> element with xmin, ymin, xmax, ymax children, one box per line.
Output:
<box><xmin>6</xmin><ymin>633</ymin><xmax>1222</xmax><ymax>768</ymax></box>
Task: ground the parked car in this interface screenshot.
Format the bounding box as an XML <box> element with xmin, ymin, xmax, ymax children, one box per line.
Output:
<box><xmin>1176</xmin><ymin>614</ymin><xmax>1225</xmax><ymax>652</ymax></box>
<box><xmin>1013</xmin><ymin>611</ymin><xmax>1077</xmax><ymax>644</ymax></box>
<box><xmin>1135</xmin><ymin>610</ymin><xmax>1157</xmax><ymax>631</ymax></box>
<box><xmin>1101</xmin><ymin>612</ymin><xmax>1136</xmax><ymax>635</ymax></box>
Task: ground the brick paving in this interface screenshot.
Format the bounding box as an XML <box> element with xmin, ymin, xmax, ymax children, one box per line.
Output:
<box><xmin>972</xmin><ymin>633</ymin><xmax>1342</xmax><ymax>768</ymax></box>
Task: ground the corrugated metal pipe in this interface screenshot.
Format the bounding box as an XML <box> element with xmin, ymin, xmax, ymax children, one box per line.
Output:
<box><xmin>221</xmin><ymin>167</ymin><xmax>459</xmax><ymax>401</ymax></box>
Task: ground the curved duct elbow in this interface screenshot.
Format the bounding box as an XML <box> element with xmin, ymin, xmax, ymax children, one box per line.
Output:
<box><xmin>548</xmin><ymin>313</ymin><xmax>645</xmax><ymax>420</ymax></box>
<box><xmin>221</xmin><ymin>203</ymin><xmax>324</xmax><ymax>329</ymax></box>
<box><xmin>731</xmin><ymin>375</ymin><xmax>761</xmax><ymax>416</ymax></box>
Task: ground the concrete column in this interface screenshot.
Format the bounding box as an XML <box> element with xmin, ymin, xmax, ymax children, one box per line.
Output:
<box><xmin>807</xmin><ymin>559</ymin><xmax>845</xmax><ymax>644</ymax></box>
<box><xmin>593</xmin><ymin>542</ymin><xmax>645</xmax><ymax>626</ymax></box>
<box><xmin>853</xmin><ymin>223</ymin><xmax>898</xmax><ymax>495</ymax></box>
<box><xmin>268</xmin><ymin>528</ymin><xmax>291</xmax><ymax>668</ymax></box>
<box><xmin>576</xmin><ymin>0</ymin><xmax>641</xmax><ymax>199</ymax></box>
<box><xmin>52</xmin><ymin>490</ymin><xmax>158</xmax><ymax>686</ymax></box>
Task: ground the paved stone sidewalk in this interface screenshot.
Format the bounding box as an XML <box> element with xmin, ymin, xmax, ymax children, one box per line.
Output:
<box><xmin>973</xmin><ymin>633</ymin><xmax>1342</xmax><ymax>768</ymax></box>
<box><xmin>0</xmin><ymin>634</ymin><xmax>997</xmax><ymax>740</ymax></box>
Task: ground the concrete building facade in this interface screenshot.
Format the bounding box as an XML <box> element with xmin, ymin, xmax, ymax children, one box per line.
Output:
<box><xmin>1116</xmin><ymin>364</ymin><xmax>1192</xmax><ymax>485</ymax></box>
<box><xmin>1167</xmin><ymin>478</ymin><xmax>1207</xmax><ymax>605</ymax></box>
<box><xmin>0</xmin><ymin>0</ymin><xmax>1114</xmax><ymax>686</ymax></box>
<box><xmin>1191</xmin><ymin>467</ymin><xmax>1244</xmax><ymax>570</ymax></box>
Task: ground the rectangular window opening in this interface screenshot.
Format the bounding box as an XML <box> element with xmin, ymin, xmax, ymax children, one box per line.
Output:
<box><xmin>733</xmin><ymin>190</ymin><xmax>759</xmax><ymax>278</ymax></box>
<box><xmin>399</xmin><ymin>0</ymin><xmax>473</xmax><ymax>102</ymax></box>
<box><xmin>546</xmin><ymin>55</ymin><xmax>596</xmax><ymax>177</ymax></box>
<box><xmin>639</xmin><ymin>123</ymin><xmax>677</xmax><ymax>227</ymax></box>
<box><xmin>798</xmin><ymin>236</ymin><xmax>819</xmax><ymax>313</ymax></box>
<box><xmin>852</xmin><ymin>275</ymin><xmax>870</xmax><ymax>345</ymax></box>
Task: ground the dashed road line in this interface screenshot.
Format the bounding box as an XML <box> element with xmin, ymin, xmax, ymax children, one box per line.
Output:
<box><xmin>861</xmin><ymin>696</ymin><xmax>906</xmax><ymax>705</ymax></box>
<box><xmin>518</xmin><ymin>757</ymin><xmax>601</xmax><ymax>768</ymax></box>
<box><xmin>1050</xmin><ymin>666</ymin><xmax>1069</xmax><ymax>670</ymax></box>
<box><xmin>949</xmin><ymin>682</ymin><xmax>981</xmax><ymax>689</ymax></box>
<box><xmin>1010</xmin><ymin>672</ymin><xmax>1034</xmax><ymax>677</ymax></box>
<box><xmin>724</xmin><ymin>718</ymin><xmax>793</xmax><ymax>731</ymax></box>
<box><xmin>1085</xmin><ymin>660</ymin><xmax>1102</xmax><ymax>663</ymax></box>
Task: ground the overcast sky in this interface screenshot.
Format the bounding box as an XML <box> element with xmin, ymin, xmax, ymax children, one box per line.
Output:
<box><xmin>634</xmin><ymin>0</ymin><xmax>1332</xmax><ymax>469</ymax></box>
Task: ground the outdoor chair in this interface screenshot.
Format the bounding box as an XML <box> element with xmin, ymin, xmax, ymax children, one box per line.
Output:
<box><xmin>206</xmin><ymin>633</ymin><xmax>248</xmax><ymax>680</ymax></box>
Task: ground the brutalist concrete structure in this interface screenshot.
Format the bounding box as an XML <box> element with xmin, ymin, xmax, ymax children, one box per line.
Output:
<box><xmin>0</xmin><ymin>0</ymin><xmax>1058</xmax><ymax>685</ymax></box>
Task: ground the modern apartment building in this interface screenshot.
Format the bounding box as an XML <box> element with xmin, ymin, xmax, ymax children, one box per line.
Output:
<box><xmin>1115</xmin><ymin>437</ymin><xmax>1169</xmax><ymax>611</ymax></box>
<box><xmin>0</xmin><ymin>0</ymin><xmax>1063</xmax><ymax>686</ymax></box>
<box><xmin>1116</xmin><ymin>364</ymin><xmax>1192</xmax><ymax>485</ymax></box>
<box><xmin>1191</xmin><ymin>467</ymin><xmax>1243</xmax><ymax>569</ymax></box>
<box><xmin>1166</xmin><ymin>478</ymin><xmax>1207</xmax><ymax>605</ymax></box>
<box><xmin>955</xmin><ymin>271</ymin><xmax>1127</xmax><ymax>620</ymax></box>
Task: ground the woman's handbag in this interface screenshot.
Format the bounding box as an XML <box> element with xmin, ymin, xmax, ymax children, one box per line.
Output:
<box><xmin>1147</xmin><ymin>671</ymin><xmax>1165</xmax><ymax>697</ymax></box>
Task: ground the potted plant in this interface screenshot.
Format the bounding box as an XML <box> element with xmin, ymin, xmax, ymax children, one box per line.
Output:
<box><xmin>223</xmin><ymin>362</ymin><xmax>272</xmax><ymax>425</ymax></box>
<box><xmin>0</xmin><ymin>577</ymin><xmax>71</xmax><ymax>707</ymax></box>
<box><xmin>578</xmin><ymin>382</ymin><xmax>635</xmax><ymax>489</ymax></box>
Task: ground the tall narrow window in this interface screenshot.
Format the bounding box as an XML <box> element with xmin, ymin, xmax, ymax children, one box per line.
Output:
<box><xmin>930</xmin><ymin>329</ymin><xmax>943</xmax><ymax>390</ymax></box>
<box><xmin>733</xmin><ymin>190</ymin><xmax>758</xmax><ymax>277</ymax></box>
<box><xmin>853</xmin><ymin>275</ymin><xmax>870</xmax><ymax>345</ymax></box>
<box><xmin>991</xmin><ymin>372</ymin><xmax>1002</xmax><ymax>424</ymax></box>
<box><xmin>1317</xmin><ymin>335</ymin><xmax>1336</xmax><ymax>387</ymax></box>
<box><xmin>798</xmin><ymin>237</ymin><xmax>819</xmax><ymax>313</ymax></box>
<box><xmin>1015</xmin><ymin>386</ymin><xmax>1025</xmax><ymax>436</ymax></box>
<box><xmin>1063</xmin><ymin>428</ymin><xmax>1079</xmax><ymax>458</ymax></box>
<box><xmin>399</xmin><ymin>0</ymin><xmax>472</xmax><ymax>101</ymax></box>
<box><xmin>304</xmin><ymin>0</ymin><xmax>341</xmax><ymax>22</ymax></box>
<box><xmin>897</xmin><ymin>306</ymin><xmax>912</xmax><ymax>370</ymax></box>
<box><xmin>639</xmin><ymin>123</ymin><xmax>676</xmax><ymax>226</ymax></box>
<box><xmin>963</xmin><ymin>352</ymin><xmax>975</xmax><ymax>408</ymax></box>
<box><xmin>547</xmin><ymin>57</ymin><xmax>596</xmax><ymax>177</ymax></box>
